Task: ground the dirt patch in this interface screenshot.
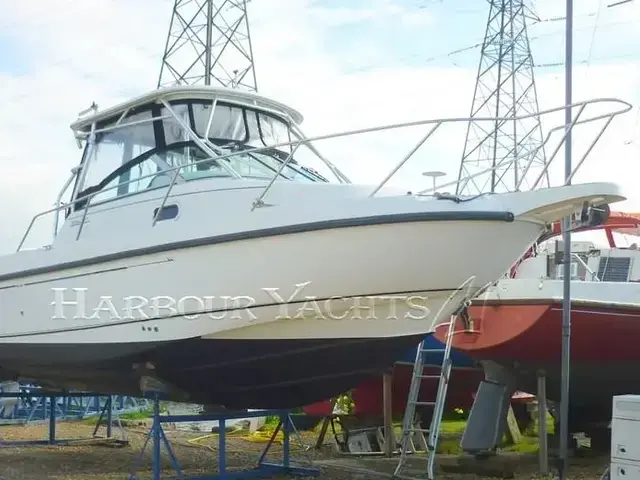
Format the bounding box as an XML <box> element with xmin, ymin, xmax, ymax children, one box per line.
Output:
<box><xmin>0</xmin><ymin>422</ymin><xmax>610</xmax><ymax>479</ymax></box>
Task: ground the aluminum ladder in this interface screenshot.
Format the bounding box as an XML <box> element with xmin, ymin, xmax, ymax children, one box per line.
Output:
<box><xmin>393</xmin><ymin>315</ymin><xmax>457</xmax><ymax>480</ymax></box>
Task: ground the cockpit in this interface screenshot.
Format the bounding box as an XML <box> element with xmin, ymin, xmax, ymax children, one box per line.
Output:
<box><xmin>69</xmin><ymin>92</ymin><xmax>332</xmax><ymax>211</ymax></box>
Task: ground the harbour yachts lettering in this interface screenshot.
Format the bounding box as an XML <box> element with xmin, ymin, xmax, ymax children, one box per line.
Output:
<box><xmin>50</xmin><ymin>288</ymin><xmax>257</xmax><ymax>321</ymax></box>
<box><xmin>49</xmin><ymin>285</ymin><xmax>434</xmax><ymax>322</ymax></box>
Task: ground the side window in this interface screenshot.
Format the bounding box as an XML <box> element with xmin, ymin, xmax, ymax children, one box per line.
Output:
<box><xmin>166</xmin><ymin>144</ymin><xmax>231</xmax><ymax>180</ymax></box>
<box><xmin>259</xmin><ymin>113</ymin><xmax>291</xmax><ymax>151</ymax></box>
<box><xmin>77</xmin><ymin>110</ymin><xmax>157</xmax><ymax>205</ymax></box>
<box><xmin>555</xmin><ymin>262</ymin><xmax>578</xmax><ymax>279</ymax></box>
<box><xmin>82</xmin><ymin>135</ymin><xmax>129</xmax><ymax>204</ymax></box>
<box><xmin>163</xmin><ymin>104</ymin><xmax>191</xmax><ymax>145</ymax></box>
<box><xmin>223</xmin><ymin>153</ymin><xmax>278</xmax><ymax>179</ymax></box>
<box><xmin>120</xmin><ymin>155</ymin><xmax>168</xmax><ymax>193</ymax></box>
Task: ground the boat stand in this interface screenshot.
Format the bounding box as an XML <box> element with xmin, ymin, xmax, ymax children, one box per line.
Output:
<box><xmin>129</xmin><ymin>394</ymin><xmax>320</xmax><ymax>480</ymax></box>
<box><xmin>0</xmin><ymin>390</ymin><xmax>126</xmax><ymax>447</ymax></box>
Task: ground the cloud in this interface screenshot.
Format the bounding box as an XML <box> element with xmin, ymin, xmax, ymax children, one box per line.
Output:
<box><xmin>0</xmin><ymin>0</ymin><xmax>639</xmax><ymax>253</ymax></box>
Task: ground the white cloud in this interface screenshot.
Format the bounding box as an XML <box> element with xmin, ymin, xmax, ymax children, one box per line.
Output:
<box><xmin>0</xmin><ymin>0</ymin><xmax>639</xmax><ymax>253</ymax></box>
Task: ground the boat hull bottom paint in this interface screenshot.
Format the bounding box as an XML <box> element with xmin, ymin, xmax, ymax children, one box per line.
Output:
<box><xmin>351</xmin><ymin>364</ymin><xmax>483</xmax><ymax>417</ymax></box>
<box><xmin>434</xmin><ymin>301</ymin><xmax>640</xmax><ymax>429</ymax></box>
<box><xmin>0</xmin><ymin>335</ymin><xmax>426</xmax><ymax>410</ymax></box>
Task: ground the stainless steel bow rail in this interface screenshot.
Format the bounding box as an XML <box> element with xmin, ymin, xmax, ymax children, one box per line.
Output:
<box><xmin>16</xmin><ymin>96</ymin><xmax>631</xmax><ymax>251</ymax></box>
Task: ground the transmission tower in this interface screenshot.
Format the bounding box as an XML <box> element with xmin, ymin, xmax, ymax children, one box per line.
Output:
<box><xmin>157</xmin><ymin>0</ymin><xmax>258</xmax><ymax>91</ymax></box>
<box><xmin>456</xmin><ymin>0</ymin><xmax>549</xmax><ymax>195</ymax></box>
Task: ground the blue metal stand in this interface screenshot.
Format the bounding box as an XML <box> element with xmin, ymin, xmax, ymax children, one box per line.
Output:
<box><xmin>0</xmin><ymin>390</ymin><xmax>122</xmax><ymax>447</ymax></box>
<box><xmin>0</xmin><ymin>383</ymin><xmax>149</xmax><ymax>425</ymax></box>
<box><xmin>129</xmin><ymin>395</ymin><xmax>320</xmax><ymax>480</ymax></box>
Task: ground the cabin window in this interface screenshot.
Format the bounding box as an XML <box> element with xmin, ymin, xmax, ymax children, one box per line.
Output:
<box><xmin>177</xmin><ymin>143</ymin><xmax>282</xmax><ymax>181</ymax></box>
<box><xmin>79</xmin><ymin>110</ymin><xmax>157</xmax><ymax>204</ymax></box>
<box><xmin>192</xmin><ymin>102</ymin><xmax>247</xmax><ymax>142</ymax></box>
<box><xmin>73</xmin><ymin>98</ymin><xmax>331</xmax><ymax>209</ymax></box>
<box><xmin>597</xmin><ymin>256</ymin><xmax>631</xmax><ymax>282</ymax></box>
<box><xmin>163</xmin><ymin>104</ymin><xmax>191</xmax><ymax>145</ymax></box>
<box><xmin>188</xmin><ymin>101</ymin><xmax>325</xmax><ymax>183</ymax></box>
<box><xmin>259</xmin><ymin>112</ymin><xmax>290</xmax><ymax>148</ymax></box>
<box><xmin>555</xmin><ymin>262</ymin><xmax>578</xmax><ymax>279</ymax></box>
<box><xmin>97</xmin><ymin>149</ymin><xmax>184</xmax><ymax>196</ymax></box>
<box><xmin>244</xmin><ymin>110</ymin><xmax>290</xmax><ymax>150</ymax></box>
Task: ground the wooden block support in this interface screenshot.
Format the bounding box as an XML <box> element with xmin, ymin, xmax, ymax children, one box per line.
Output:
<box><xmin>504</xmin><ymin>405</ymin><xmax>522</xmax><ymax>445</ymax></box>
<box><xmin>537</xmin><ymin>372</ymin><xmax>549</xmax><ymax>475</ymax></box>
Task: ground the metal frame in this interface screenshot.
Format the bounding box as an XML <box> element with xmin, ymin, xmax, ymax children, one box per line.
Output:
<box><xmin>157</xmin><ymin>0</ymin><xmax>258</xmax><ymax>92</ymax></box>
<box><xmin>417</xmin><ymin>98</ymin><xmax>631</xmax><ymax>196</ymax></box>
<box><xmin>0</xmin><ymin>383</ymin><xmax>150</xmax><ymax>426</ymax></box>
<box><xmin>0</xmin><ymin>388</ymin><xmax>129</xmax><ymax>447</ymax></box>
<box><xmin>128</xmin><ymin>394</ymin><xmax>319</xmax><ymax>480</ymax></box>
<box><xmin>16</xmin><ymin>95</ymin><xmax>632</xmax><ymax>253</ymax></box>
<box><xmin>457</xmin><ymin>0</ymin><xmax>549</xmax><ymax>195</ymax></box>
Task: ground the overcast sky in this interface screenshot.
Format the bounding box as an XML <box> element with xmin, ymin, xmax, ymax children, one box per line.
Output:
<box><xmin>1</xmin><ymin>0</ymin><xmax>639</xmax><ymax>252</ymax></box>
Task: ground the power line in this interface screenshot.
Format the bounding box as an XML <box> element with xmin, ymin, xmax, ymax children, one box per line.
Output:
<box><xmin>585</xmin><ymin>0</ymin><xmax>606</xmax><ymax>74</ymax></box>
<box><xmin>345</xmin><ymin>15</ymin><xmax>640</xmax><ymax>75</ymax></box>
<box><xmin>608</xmin><ymin>0</ymin><xmax>635</xmax><ymax>7</ymax></box>
<box><xmin>534</xmin><ymin>51</ymin><xmax>640</xmax><ymax>68</ymax></box>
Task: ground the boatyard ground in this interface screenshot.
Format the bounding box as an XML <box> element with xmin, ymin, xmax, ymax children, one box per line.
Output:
<box><xmin>0</xmin><ymin>417</ymin><xmax>610</xmax><ymax>479</ymax></box>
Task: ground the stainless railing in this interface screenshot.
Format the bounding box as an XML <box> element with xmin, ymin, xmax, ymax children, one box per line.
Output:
<box><xmin>572</xmin><ymin>253</ymin><xmax>601</xmax><ymax>282</ymax></box>
<box><xmin>416</xmin><ymin>98</ymin><xmax>632</xmax><ymax>195</ymax></box>
<box><xmin>16</xmin><ymin>96</ymin><xmax>632</xmax><ymax>252</ymax></box>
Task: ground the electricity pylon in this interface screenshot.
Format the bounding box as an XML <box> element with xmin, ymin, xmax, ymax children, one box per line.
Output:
<box><xmin>456</xmin><ymin>0</ymin><xmax>549</xmax><ymax>195</ymax></box>
<box><xmin>157</xmin><ymin>0</ymin><xmax>258</xmax><ymax>91</ymax></box>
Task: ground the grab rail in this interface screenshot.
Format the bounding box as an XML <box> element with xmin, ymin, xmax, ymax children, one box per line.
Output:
<box><xmin>416</xmin><ymin>98</ymin><xmax>632</xmax><ymax>195</ymax></box>
<box><xmin>572</xmin><ymin>253</ymin><xmax>601</xmax><ymax>282</ymax></box>
<box><xmin>15</xmin><ymin>96</ymin><xmax>632</xmax><ymax>251</ymax></box>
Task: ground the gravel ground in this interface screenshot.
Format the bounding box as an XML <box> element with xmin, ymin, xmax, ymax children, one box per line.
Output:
<box><xmin>0</xmin><ymin>421</ymin><xmax>610</xmax><ymax>479</ymax></box>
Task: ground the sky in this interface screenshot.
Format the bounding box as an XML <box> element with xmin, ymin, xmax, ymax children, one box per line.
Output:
<box><xmin>0</xmin><ymin>0</ymin><xmax>639</xmax><ymax>252</ymax></box>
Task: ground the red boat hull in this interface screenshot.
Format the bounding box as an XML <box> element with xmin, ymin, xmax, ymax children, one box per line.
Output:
<box><xmin>350</xmin><ymin>363</ymin><xmax>483</xmax><ymax>417</ymax></box>
<box><xmin>302</xmin><ymin>364</ymin><xmax>482</xmax><ymax>417</ymax></box>
<box><xmin>302</xmin><ymin>364</ymin><xmax>534</xmax><ymax>422</ymax></box>
<box><xmin>433</xmin><ymin>301</ymin><xmax>640</xmax><ymax>426</ymax></box>
<box><xmin>445</xmin><ymin>301</ymin><xmax>640</xmax><ymax>362</ymax></box>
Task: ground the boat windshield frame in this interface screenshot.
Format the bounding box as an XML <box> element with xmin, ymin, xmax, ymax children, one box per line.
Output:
<box><xmin>69</xmin><ymin>97</ymin><xmax>333</xmax><ymax>211</ymax></box>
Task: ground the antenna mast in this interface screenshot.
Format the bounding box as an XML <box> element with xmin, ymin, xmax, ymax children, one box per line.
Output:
<box><xmin>456</xmin><ymin>0</ymin><xmax>548</xmax><ymax>195</ymax></box>
<box><xmin>157</xmin><ymin>0</ymin><xmax>258</xmax><ymax>91</ymax></box>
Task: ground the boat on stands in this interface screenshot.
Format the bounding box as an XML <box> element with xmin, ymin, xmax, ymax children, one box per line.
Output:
<box><xmin>435</xmin><ymin>211</ymin><xmax>640</xmax><ymax>431</ymax></box>
<box><xmin>0</xmin><ymin>86</ymin><xmax>628</xmax><ymax>409</ymax></box>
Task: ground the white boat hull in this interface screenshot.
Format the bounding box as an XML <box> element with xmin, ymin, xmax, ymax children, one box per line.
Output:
<box><xmin>1</xmin><ymin>216</ymin><xmax>543</xmax><ymax>344</ymax></box>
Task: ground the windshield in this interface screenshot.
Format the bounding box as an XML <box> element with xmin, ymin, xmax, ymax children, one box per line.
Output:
<box><xmin>190</xmin><ymin>102</ymin><xmax>327</xmax><ymax>182</ymax></box>
<box><xmin>72</xmin><ymin>99</ymin><xmax>328</xmax><ymax>209</ymax></box>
